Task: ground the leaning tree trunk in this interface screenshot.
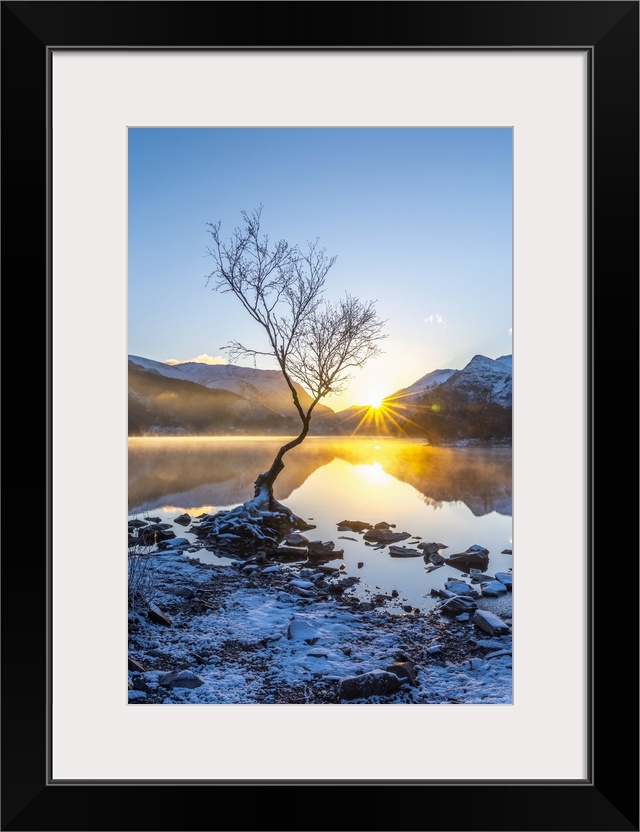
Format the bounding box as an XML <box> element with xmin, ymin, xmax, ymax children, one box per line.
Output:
<box><xmin>253</xmin><ymin>419</ymin><xmax>311</xmax><ymax>505</ymax></box>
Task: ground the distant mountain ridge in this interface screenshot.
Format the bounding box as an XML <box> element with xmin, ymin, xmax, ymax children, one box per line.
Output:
<box><xmin>128</xmin><ymin>352</ymin><xmax>511</xmax><ymax>441</ymax></box>
<box><xmin>434</xmin><ymin>354</ymin><xmax>512</xmax><ymax>407</ymax></box>
<box><xmin>389</xmin><ymin>354</ymin><xmax>511</xmax><ymax>407</ymax></box>
<box><xmin>128</xmin><ymin>361</ymin><xmax>298</xmax><ymax>436</ymax></box>
<box><xmin>128</xmin><ymin>355</ymin><xmax>333</xmax><ymax>419</ymax></box>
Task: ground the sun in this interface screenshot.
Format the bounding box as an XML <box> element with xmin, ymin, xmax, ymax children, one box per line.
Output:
<box><xmin>368</xmin><ymin>392</ymin><xmax>385</xmax><ymax>410</ymax></box>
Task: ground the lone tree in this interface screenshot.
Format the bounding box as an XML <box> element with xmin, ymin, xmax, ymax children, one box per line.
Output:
<box><xmin>205</xmin><ymin>206</ymin><xmax>386</xmax><ymax>510</ymax></box>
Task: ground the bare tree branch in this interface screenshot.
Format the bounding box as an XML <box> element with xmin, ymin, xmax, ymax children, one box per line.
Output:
<box><xmin>205</xmin><ymin>207</ymin><xmax>386</xmax><ymax>504</ymax></box>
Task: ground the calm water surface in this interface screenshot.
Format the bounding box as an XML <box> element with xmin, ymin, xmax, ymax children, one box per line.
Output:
<box><xmin>128</xmin><ymin>437</ymin><xmax>512</xmax><ymax>611</ymax></box>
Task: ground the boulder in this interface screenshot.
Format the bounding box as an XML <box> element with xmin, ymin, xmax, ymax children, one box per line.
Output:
<box><xmin>272</xmin><ymin>546</ymin><xmax>309</xmax><ymax>561</ymax></box>
<box><xmin>307</xmin><ymin>541</ymin><xmax>344</xmax><ymax>560</ymax></box>
<box><xmin>480</xmin><ymin>580</ymin><xmax>508</xmax><ymax>597</ymax></box>
<box><xmin>308</xmin><ymin>540</ymin><xmax>333</xmax><ymax>553</ymax></box>
<box><xmin>128</xmin><ymin>657</ymin><xmax>145</xmax><ymax>672</ymax></box>
<box><xmin>469</xmin><ymin>567</ymin><xmax>494</xmax><ymax>583</ymax></box>
<box><xmin>314</xmin><ymin>565</ymin><xmax>341</xmax><ymax>576</ymax></box>
<box><xmin>147</xmin><ymin>648</ymin><xmax>173</xmax><ymax>659</ymax></box>
<box><xmin>446</xmin><ymin>546</ymin><xmax>490</xmax><ymax>571</ymax></box>
<box><xmin>363</xmin><ymin>529</ymin><xmax>411</xmax><ymax>544</ymax></box>
<box><xmin>336</xmin><ymin>520</ymin><xmax>371</xmax><ymax>532</ymax></box>
<box><xmin>148</xmin><ymin>606</ymin><xmax>172</xmax><ymax>627</ymax></box>
<box><xmin>158</xmin><ymin>669</ymin><xmax>204</xmax><ymax>689</ymax></box>
<box><xmin>445</xmin><ymin>579</ymin><xmax>474</xmax><ymax>596</ymax></box>
<box><xmin>289</xmin><ymin>579</ymin><xmax>315</xmax><ymax>590</ymax></box>
<box><xmin>418</xmin><ymin>541</ymin><xmax>448</xmax><ymax>554</ymax></box>
<box><xmin>339</xmin><ymin>670</ymin><xmax>402</xmax><ymax>701</ymax></box>
<box><xmin>387</xmin><ymin>661</ymin><xmax>418</xmax><ymax>686</ymax></box>
<box><xmin>388</xmin><ymin>545</ymin><xmax>422</xmax><ymax>558</ymax></box>
<box><xmin>132</xmin><ymin>676</ymin><xmax>153</xmax><ymax>693</ymax></box>
<box><xmin>441</xmin><ymin>596</ymin><xmax>478</xmax><ymax>616</ymax></box>
<box><xmin>173</xmin><ymin>513</ymin><xmax>191</xmax><ymax>526</ymax></box>
<box><xmin>289</xmin><ymin>585</ymin><xmax>317</xmax><ymax>598</ymax></box>
<box><xmin>287</xmin><ymin>618</ymin><xmax>320</xmax><ymax>644</ymax></box>
<box><xmin>168</xmin><ymin>586</ymin><xmax>196</xmax><ymax>599</ymax></box>
<box><xmin>128</xmin><ymin>518</ymin><xmax>147</xmax><ymax>528</ymax></box>
<box><xmin>501</xmin><ymin>549</ymin><xmax>513</xmax><ymax>555</ymax></box>
<box><xmin>284</xmin><ymin>533</ymin><xmax>309</xmax><ymax>547</ymax></box>
<box><xmin>472</xmin><ymin>609</ymin><xmax>510</xmax><ymax>636</ymax></box>
<box><xmin>374</xmin><ymin>521</ymin><xmax>396</xmax><ymax>529</ymax></box>
<box><xmin>156</xmin><ymin>537</ymin><xmax>190</xmax><ymax>551</ymax></box>
<box><xmin>139</xmin><ymin>527</ymin><xmax>176</xmax><ymax>545</ymax></box>
<box><xmin>495</xmin><ymin>571</ymin><xmax>513</xmax><ymax>589</ymax></box>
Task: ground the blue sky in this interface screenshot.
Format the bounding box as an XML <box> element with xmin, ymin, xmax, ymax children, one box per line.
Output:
<box><xmin>128</xmin><ymin>128</ymin><xmax>512</xmax><ymax>410</ymax></box>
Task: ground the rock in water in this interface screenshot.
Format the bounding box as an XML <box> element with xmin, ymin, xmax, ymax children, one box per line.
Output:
<box><xmin>446</xmin><ymin>545</ymin><xmax>490</xmax><ymax>571</ymax></box>
<box><xmin>418</xmin><ymin>541</ymin><xmax>448</xmax><ymax>554</ymax></box>
<box><xmin>173</xmin><ymin>513</ymin><xmax>191</xmax><ymax>526</ymax></box>
<box><xmin>388</xmin><ymin>545</ymin><xmax>422</xmax><ymax>557</ymax></box>
<box><xmin>363</xmin><ymin>529</ymin><xmax>411</xmax><ymax>544</ymax></box>
<box><xmin>307</xmin><ymin>541</ymin><xmax>344</xmax><ymax>559</ymax></box>
<box><xmin>284</xmin><ymin>533</ymin><xmax>309</xmax><ymax>547</ymax></box>
<box><xmin>445</xmin><ymin>579</ymin><xmax>474</xmax><ymax>596</ymax></box>
<box><xmin>480</xmin><ymin>580</ymin><xmax>508</xmax><ymax>597</ymax></box>
<box><xmin>336</xmin><ymin>520</ymin><xmax>371</xmax><ymax>532</ymax></box>
<box><xmin>339</xmin><ymin>670</ymin><xmax>402</xmax><ymax>701</ymax></box>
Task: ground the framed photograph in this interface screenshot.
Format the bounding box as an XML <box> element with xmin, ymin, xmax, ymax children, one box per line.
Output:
<box><xmin>3</xmin><ymin>1</ymin><xmax>638</xmax><ymax>830</ymax></box>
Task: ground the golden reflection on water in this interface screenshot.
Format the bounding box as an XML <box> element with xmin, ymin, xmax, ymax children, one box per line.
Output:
<box><xmin>128</xmin><ymin>437</ymin><xmax>513</xmax><ymax>611</ymax></box>
<box><xmin>128</xmin><ymin>436</ymin><xmax>511</xmax><ymax>518</ymax></box>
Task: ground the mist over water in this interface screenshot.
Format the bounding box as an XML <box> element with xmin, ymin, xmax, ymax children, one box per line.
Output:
<box><xmin>128</xmin><ymin>436</ymin><xmax>512</xmax><ymax>610</ymax></box>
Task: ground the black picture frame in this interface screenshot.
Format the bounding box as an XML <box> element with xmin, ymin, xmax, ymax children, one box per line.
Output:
<box><xmin>2</xmin><ymin>2</ymin><xmax>638</xmax><ymax>830</ymax></box>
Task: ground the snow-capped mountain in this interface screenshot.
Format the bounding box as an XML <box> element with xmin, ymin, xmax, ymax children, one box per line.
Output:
<box><xmin>439</xmin><ymin>354</ymin><xmax>512</xmax><ymax>407</ymax></box>
<box><xmin>388</xmin><ymin>354</ymin><xmax>512</xmax><ymax>408</ymax></box>
<box><xmin>128</xmin><ymin>355</ymin><xmax>333</xmax><ymax>418</ymax></box>
<box><xmin>392</xmin><ymin>368</ymin><xmax>456</xmax><ymax>400</ymax></box>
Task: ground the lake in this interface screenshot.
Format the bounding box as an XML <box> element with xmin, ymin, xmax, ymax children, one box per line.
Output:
<box><xmin>128</xmin><ymin>436</ymin><xmax>512</xmax><ymax>612</ymax></box>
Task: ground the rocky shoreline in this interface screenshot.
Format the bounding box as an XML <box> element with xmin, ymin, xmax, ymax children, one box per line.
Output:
<box><xmin>128</xmin><ymin>513</ymin><xmax>512</xmax><ymax>704</ymax></box>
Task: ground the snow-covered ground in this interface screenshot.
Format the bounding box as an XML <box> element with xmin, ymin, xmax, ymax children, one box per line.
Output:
<box><xmin>128</xmin><ymin>537</ymin><xmax>512</xmax><ymax>705</ymax></box>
